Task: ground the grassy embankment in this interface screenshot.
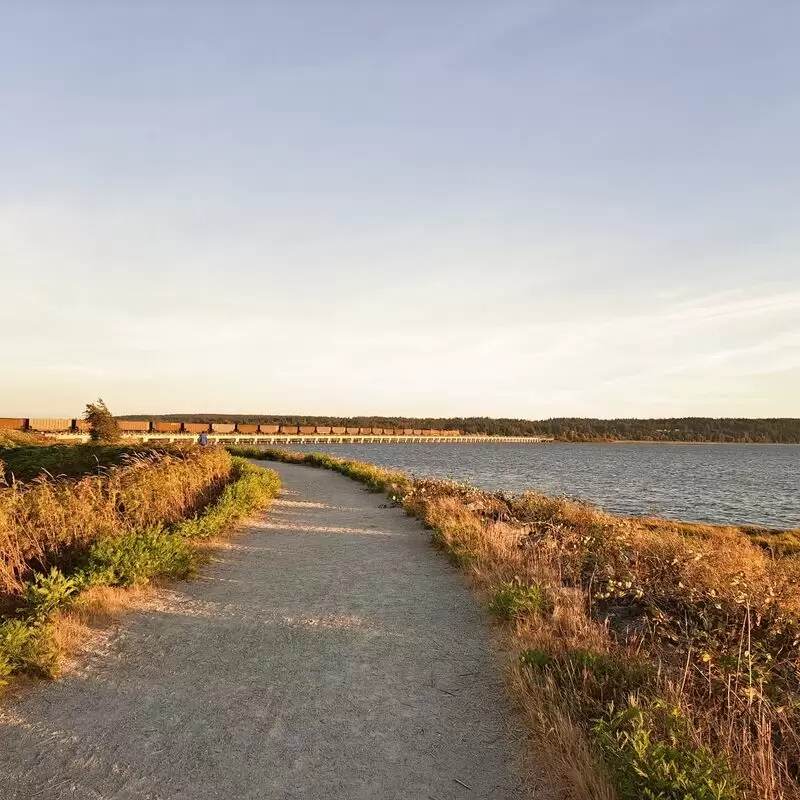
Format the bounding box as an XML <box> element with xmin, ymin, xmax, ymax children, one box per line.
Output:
<box><xmin>232</xmin><ymin>446</ymin><xmax>800</xmax><ymax>800</ymax></box>
<box><xmin>0</xmin><ymin>445</ymin><xmax>280</xmax><ymax>684</ymax></box>
<box><xmin>0</xmin><ymin>443</ymin><xmax>166</xmax><ymax>483</ymax></box>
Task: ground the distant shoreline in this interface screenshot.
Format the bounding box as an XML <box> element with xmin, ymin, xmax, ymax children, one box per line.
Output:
<box><xmin>560</xmin><ymin>439</ymin><xmax>797</xmax><ymax>446</ymax></box>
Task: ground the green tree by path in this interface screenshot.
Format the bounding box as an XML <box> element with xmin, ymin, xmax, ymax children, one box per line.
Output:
<box><xmin>84</xmin><ymin>398</ymin><xmax>122</xmax><ymax>443</ymax></box>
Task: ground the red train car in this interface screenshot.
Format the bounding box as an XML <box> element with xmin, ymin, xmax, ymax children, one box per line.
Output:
<box><xmin>0</xmin><ymin>418</ymin><xmax>25</xmax><ymax>430</ymax></box>
<box><xmin>118</xmin><ymin>420</ymin><xmax>150</xmax><ymax>432</ymax></box>
<box><xmin>153</xmin><ymin>421</ymin><xmax>181</xmax><ymax>433</ymax></box>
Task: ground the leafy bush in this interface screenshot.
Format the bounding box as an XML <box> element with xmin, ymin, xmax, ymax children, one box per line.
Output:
<box><xmin>83</xmin><ymin>526</ymin><xmax>194</xmax><ymax>587</ymax></box>
<box><xmin>84</xmin><ymin>398</ymin><xmax>122</xmax><ymax>443</ymax></box>
<box><xmin>593</xmin><ymin>704</ymin><xmax>739</xmax><ymax>800</ymax></box>
<box><xmin>24</xmin><ymin>568</ymin><xmax>82</xmax><ymax>618</ymax></box>
<box><xmin>489</xmin><ymin>577</ymin><xmax>553</xmax><ymax>619</ymax></box>
<box><xmin>0</xmin><ymin>619</ymin><xmax>59</xmax><ymax>679</ymax></box>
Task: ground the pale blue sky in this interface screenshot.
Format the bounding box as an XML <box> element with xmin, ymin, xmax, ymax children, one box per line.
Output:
<box><xmin>2</xmin><ymin>1</ymin><xmax>798</xmax><ymax>418</ymax></box>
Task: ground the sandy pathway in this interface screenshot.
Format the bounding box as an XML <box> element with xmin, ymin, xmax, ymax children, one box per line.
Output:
<box><xmin>0</xmin><ymin>462</ymin><xmax>530</xmax><ymax>799</ymax></box>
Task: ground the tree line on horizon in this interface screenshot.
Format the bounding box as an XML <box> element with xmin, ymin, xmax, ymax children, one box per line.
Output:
<box><xmin>116</xmin><ymin>414</ymin><xmax>800</xmax><ymax>443</ymax></box>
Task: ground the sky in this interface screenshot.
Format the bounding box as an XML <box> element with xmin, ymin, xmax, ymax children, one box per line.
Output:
<box><xmin>1</xmin><ymin>1</ymin><xmax>798</xmax><ymax>419</ymax></box>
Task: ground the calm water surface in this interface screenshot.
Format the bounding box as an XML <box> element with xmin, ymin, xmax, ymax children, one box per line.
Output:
<box><xmin>281</xmin><ymin>443</ymin><xmax>799</xmax><ymax>529</ymax></box>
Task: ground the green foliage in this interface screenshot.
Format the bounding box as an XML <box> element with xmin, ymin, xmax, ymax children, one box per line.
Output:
<box><xmin>24</xmin><ymin>568</ymin><xmax>82</xmax><ymax>618</ymax></box>
<box><xmin>0</xmin><ymin>459</ymin><xmax>281</xmax><ymax>683</ymax></box>
<box><xmin>0</xmin><ymin>444</ymin><xmax>142</xmax><ymax>482</ymax></box>
<box><xmin>84</xmin><ymin>397</ymin><xmax>122</xmax><ymax>443</ymax></box>
<box><xmin>489</xmin><ymin>578</ymin><xmax>553</xmax><ymax>619</ymax></box>
<box><xmin>593</xmin><ymin>704</ymin><xmax>739</xmax><ymax>800</ymax></box>
<box><xmin>0</xmin><ymin>619</ymin><xmax>59</xmax><ymax>679</ymax></box>
<box><xmin>174</xmin><ymin>458</ymin><xmax>281</xmax><ymax>539</ymax></box>
<box><xmin>83</xmin><ymin>526</ymin><xmax>194</xmax><ymax>587</ymax></box>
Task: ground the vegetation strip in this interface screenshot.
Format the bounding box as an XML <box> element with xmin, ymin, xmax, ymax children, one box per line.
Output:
<box><xmin>1</xmin><ymin>452</ymin><xmax>280</xmax><ymax>683</ymax></box>
<box><xmin>232</xmin><ymin>446</ymin><xmax>800</xmax><ymax>800</ymax></box>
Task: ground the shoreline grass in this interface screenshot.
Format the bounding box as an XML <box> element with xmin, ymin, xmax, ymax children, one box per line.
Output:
<box><xmin>0</xmin><ymin>453</ymin><xmax>280</xmax><ymax>684</ymax></box>
<box><xmin>233</xmin><ymin>446</ymin><xmax>800</xmax><ymax>800</ymax></box>
<box><xmin>0</xmin><ymin>443</ymin><xmax>173</xmax><ymax>483</ymax></box>
<box><xmin>0</xmin><ymin>446</ymin><xmax>233</xmax><ymax>601</ymax></box>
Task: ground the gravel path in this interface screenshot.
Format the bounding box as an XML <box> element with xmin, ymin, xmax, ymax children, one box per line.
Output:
<box><xmin>0</xmin><ymin>461</ymin><xmax>530</xmax><ymax>799</ymax></box>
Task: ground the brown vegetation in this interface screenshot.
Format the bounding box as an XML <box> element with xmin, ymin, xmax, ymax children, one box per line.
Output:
<box><xmin>0</xmin><ymin>446</ymin><xmax>232</xmax><ymax>602</ymax></box>
<box><xmin>1</xmin><ymin>452</ymin><xmax>280</xmax><ymax>684</ymax></box>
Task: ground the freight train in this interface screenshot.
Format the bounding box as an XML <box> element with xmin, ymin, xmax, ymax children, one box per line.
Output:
<box><xmin>0</xmin><ymin>417</ymin><xmax>462</xmax><ymax>437</ymax></box>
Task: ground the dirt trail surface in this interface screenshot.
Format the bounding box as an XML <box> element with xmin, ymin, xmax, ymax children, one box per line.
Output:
<box><xmin>0</xmin><ymin>462</ymin><xmax>531</xmax><ymax>799</ymax></box>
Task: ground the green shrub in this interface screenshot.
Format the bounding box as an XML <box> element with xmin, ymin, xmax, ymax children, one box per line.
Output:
<box><xmin>84</xmin><ymin>398</ymin><xmax>122</xmax><ymax>443</ymax></box>
<box><xmin>83</xmin><ymin>525</ymin><xmax>194</xmax><ymax>587</ymax></box>
<box><xmin>593</xmin><ymin>704</ymin><xmax>739</xmax><ymax>800</ymax></box>
<box><xmin>0</xmin><ymin>619</ymin><xmax>59</xmax><ymax>679</ymax></box>
<box><xmin>24</xmin><ymin>568</ymin><xmax>82</xmax><ymax>619</ymax></box>
<box><xmin>489</xmin><ymin>577</ymin><xmax>553</xmax><ymax>619</ymax></box>
<box><xmin>0</xmin><ymin>459</ymin><xmax>281</xmax><ymax>684</ymax></box>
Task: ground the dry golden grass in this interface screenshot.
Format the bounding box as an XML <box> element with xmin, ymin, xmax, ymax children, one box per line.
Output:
<box><xmin>0</xmin><ymin>447</ymin><xmax>231</xmax><ymax>601</ymax></box>
<box><xmin>51</xmin><ymin>584</ymin><xmax>156</xmax><ymax>662</ymax></box>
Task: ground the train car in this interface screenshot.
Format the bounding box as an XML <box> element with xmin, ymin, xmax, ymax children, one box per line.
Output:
<box><xmin>315</xmin><ymin>426</ymin><xmax>332</xmax><ymax>435</ymax></box>
<box><xmin>236</xmin><ymin>424</ymin><xmax>258</xmax><ymax>434</ymax></box>
<box><xmin>412</xmin><ymin>429</ymin><xmax>423</xmax><ymax>436</ymax></box>
<box><xmin>382</xmin><ymin>429</ymin><xmax>395</xmax><ymax>435</ymax></box>
<box><xmin>443</xmin><ymin>430</ymin><xmax>460</xmax><ymax>437</ymax></box>
<box><xmin>299</xmin><ymin>425</ymin><xmax>316</xmax><ymax>435</ymax></box>
<box><xmin>183</xmin><ymin>422</ymin><xmax>210</xmax><ymax>434</ymax></box>
<box><xmin>260</xmin><ymin>425</ymin><xmax>280</xmax><ymax>434</ymax></box>
<box><xmin>403</xmin><ymin>428</ymin><xmax>414</xmax><ymax>436</ymax></box>
<box><xmin>153</xmin><ymin>421</ymin><xmax>181</xmax><ymax>433</ymax></box>
<box><xmin>0</xmin><ymin>418</ymin><xmax>25</xmax><ymax>430</ymax></box>
<box><xmin>279</xmin><ymin>425</ymin><xmax>299</xmax><ymax>434</ymax></box>
<box><xmin>359</xmin><ymin>428</ymin><xmax>372</xmax><ymax>435</ymax></box>
<box><xmin>331</xmin><ymin>427</ymin><xmax>346</xmax><ymax>435</ymax></box>
<box><xmin>118</xmin><ymin>420</ymin><xmax>150</xmax><ymax>432</ymax></box>
<box><xmin>210</xmin><ymin>423</ymin><xmax>235</xmax><ymax>434</ymax></box>
<box><xmin>345</xmin><ymin>427</ymin><xmax>360</xmax><ymax>434</ymax></box>
<box><xmin>74</xmin><ymin>419</ymin><xmax>92</xmax><ymax>433</ymax></box>
<box><xmin>421</xmin><ymin>429</ymin><xmax>434</xmax><ymax>436</ymax></box>
<box><xmin>28</xmin><ymin>418</ymin><xmax>72</xmax><ymax>432</ymax></box>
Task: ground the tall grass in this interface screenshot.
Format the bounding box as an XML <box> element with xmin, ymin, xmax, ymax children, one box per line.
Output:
<box><xmin>0</xmin><ymin>446</ymin><xmax>232</xmax><ymax>602</ymax></box>
<box><xmin>0</xmin><ymin>456</ymin><xmax>280</xmax><ymax>682</ymax></box>
<box><xmin>0</xmin><ymin>443</ymin><xmax>157</xmax><ymax>483</ymax></box>
<box><xmin>241</xmin><ymin>447</ymin><xmax>800</xmax><ymax>800</ymax></box>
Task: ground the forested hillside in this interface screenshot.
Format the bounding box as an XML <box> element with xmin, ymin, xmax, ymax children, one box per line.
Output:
<box><xmin>117</xmin><ymin>415</ymin><xmax>800</xmax><ymax>443</ymax></box>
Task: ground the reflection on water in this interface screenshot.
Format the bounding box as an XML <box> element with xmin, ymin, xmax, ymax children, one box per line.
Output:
<box><xmin>281</xmin><ymin>443</ymin><xmax>799</xmax><ymax>529</ymax></box>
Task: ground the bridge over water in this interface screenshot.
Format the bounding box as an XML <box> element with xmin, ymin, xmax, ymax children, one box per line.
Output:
<box><xmin>52</xmin><ymin>433</ymin><xmax>553</xmax><ymax>445</ymax></box>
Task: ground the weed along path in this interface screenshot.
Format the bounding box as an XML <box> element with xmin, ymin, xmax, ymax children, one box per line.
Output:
<box><xmin>0</xmin><ymin>461</ymin><xmax>530</xmax><ymax>799</ymax></box>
